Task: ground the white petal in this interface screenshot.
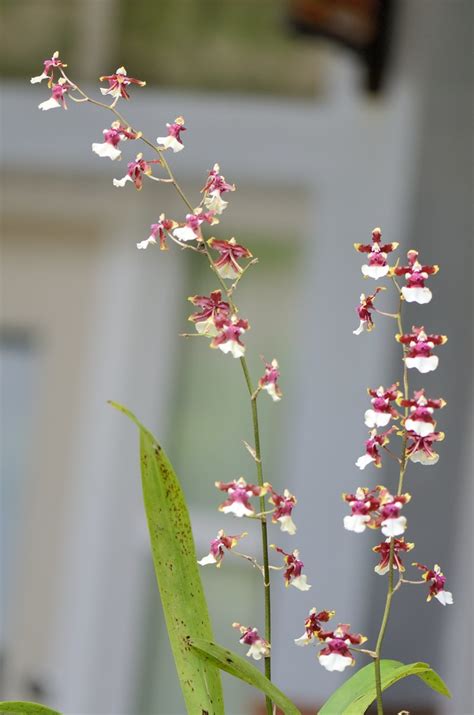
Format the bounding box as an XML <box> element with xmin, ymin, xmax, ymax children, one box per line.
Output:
<box><xmin>405</xmin><ymin>356</ymin><xmax>439</xmax><ymax>373</ymax></box>
<box><xmin>402</xmin><ymin>286</ymin><xmax>432</xmax><ymax>304</ymax></box>
<box><xmin>204</xmin><ymin>192</ymin><xmax>228</xmax><ymax>214</ymax></box>
<box><xmin>218</xmin><ymin>341</ymin><xmax>245</xmax><ymax>358</ymax></box>
<box><xmin>215</xmin><ymin>262</ymin><xmax>240</xmax><ymax>280</ymax></box>
<box><xmin>38</xmin><ymin>97</ymin><xmax>60</xmax><ymax>111</ymax></box>
<box><xmin>319</xmin><ymin>653</ymin><xmax>353</xmax><ymax>672</ymax></box>
<box><xmin>113</xmin><ymin>175</ymin><xmax>132</xmax><ymax>188</ymax></box>
<box><xmin>157</xmin><ymin>135</ymin><xmax>184</xmax><ymax>152</ymax></box>
<box><xmin>278</xmin><ymin>515</ymin><xmax>296</xmax><ymax>535</ymax></box>
<box><xmin>197</xmin><ymin>553</ymin><xmax>217</xmax><ymax>566</ymax></box>
<box><xmin>263</xmin><ymin>383</ymin><xmax>281</xmax><ymax>402</ymax></box>
<box><xmin>92</xmin><ymin>141</ymin><xmax>121</xmax><ymax>160</ymax></box>
<box><xmin>381</xmin><ymin>516</ymin><xmax>407</xmax><ymax>537</ymax></box>
<box><xmin>355</xmin><ymin>453</ymin><xmax>375</xmax><ymax>470</ymax></box>
<box><xmin>195</xmin><ymin>318</ymin><xmax>218</xmax><ymax>337</ymax></box>
<box><xmin>31</xmin><ymin>72</ymin><xmax>48</xmax><ymax>84</ymax></box>
<box><xmin>435</xmin><ymin>590</ymin><xmax>453</xmax><ymax>606</ymax></box>
<box><xmin>409</xmin><ymin>450</ymin><xmax>439</xmax><ymax>466</ymax></box>
<box><xmin>361</xmin><ymin>265</ymin><xmax>389</xmax><ymax>279</ymax></box>
<box><xmin>222</xmin><ymin>501</ymin><xmax>253</xmax><ymax>518</ymax></box>
<box><xmin>173</xmin><ymin>226</ymin><xmax>197</xmax><ymax>242</ymax></box>
<box><xmin>344</xmin><ymin>514</ymin><xmax>370</xmax><ymax>533</ymax></box>
<box><xmin>136</xmin><ymin>236</ymin><xmax>157</xmax><ymax>250</ymax></box>
<box><xmin>246</xmin><ymin>642</ymin><xmax>268</xmax><ymax>660</ymax></box>
<box><xmin>364</xmin><ymin>409</ymin><xmax>391</xmax><ymax>428</ymax></box>
<box><xmin>353</xmin><ymin>320</ymin><xmax>366</xmax><ymax>335</ymax></box>
<box><xmin>100</xmin><ymin>87</ymin><xmax>119</xmax><ymax>97</ymax></box>
<box><xmin>291</xmin><ymin>575</ymin><xmax>311</xmax><ymax>591</ymax></box>
<box><xmin>294</xmin><ymin>633</ymin><xmax>311</xmax><ymax>646</ymax></box>
<box><xmin>405</xmin><ymin>418</ymin><xmax>435</xmax><ymax>436</ymax></box>
<box><xmin>375</xmin><ymin>564</ymin><xmax>390</xmax><ymax>575</ymax></box>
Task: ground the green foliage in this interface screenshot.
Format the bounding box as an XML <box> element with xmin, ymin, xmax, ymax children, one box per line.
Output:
<box><xmin>0</xmin><ymin>704</ymin><xmax>62</xmax><ymax>715</ymax></box>
<box><xmin>110</xmin><ymin>402</ymin><xmax>224</xmax><ymax>714</ymax></box>
<box><xmin>190</xmin><ymin>638</ymin><xmax>301</xmax><ymax>715</ymax></box>
<box><xmin>319</xmin><ymin>659</ymin><xmax>451</xmax><ymax>714</ymax></box>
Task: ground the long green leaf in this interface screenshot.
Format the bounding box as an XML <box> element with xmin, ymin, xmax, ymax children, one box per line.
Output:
<box><xmin>318</xmin><ymin>659</ymin><xmax>451</xmax><ymax>714</ymax></box>
<box><xmin>0</xmin><ymin>704</ymin><xmax>62</xmax><ymax>715</ymax></box>
<box><xmin>110</xmin><ymin>402</ymin><xmax>224</xmax><ymax>715</ymax></box>
<box><xmin>190</xmin><ymin>638</ymin><xmax>301</xmax><ymax>715</ymax></box>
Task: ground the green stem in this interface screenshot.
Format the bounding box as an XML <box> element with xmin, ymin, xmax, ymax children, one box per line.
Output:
<box><xmin>240</xmin><ymin>356</ymin><xmax>272</xmax><ymax>704</ymax></box>
<box><xmin>374</xmin><ymin>290</ymin><xmax>409</xmax><ymax>715</ymax></box>
<box><xmin>63</xmin><ymin>74</ymin><xmax>274</xmax><ymax>712</ymax></box>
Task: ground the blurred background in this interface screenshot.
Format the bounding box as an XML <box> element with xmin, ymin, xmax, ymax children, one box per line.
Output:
<box><xmin>1</xmin><ymin>1</ymin><xmax>472</xmax><ymax>713</ymax></box>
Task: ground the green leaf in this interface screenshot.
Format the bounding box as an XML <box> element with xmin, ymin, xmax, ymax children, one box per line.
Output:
<box><xmin>319</xmin><ymin>659</ymin><xmax>451</xmax><ymax>714</ymax></box>
<box><xmin>190</xmin><ymin>638</ymin><xmax>301</xmax><ymax>715</ymax></box>
<box><xmin>109</xmin><ymin>402</ymin><xmax>224</xmax><ymax>715</ymax></box>
<box><xmin>0</xmin><ymin>704</ymin><xmax>62</xmax><ymax>715</ymax></box>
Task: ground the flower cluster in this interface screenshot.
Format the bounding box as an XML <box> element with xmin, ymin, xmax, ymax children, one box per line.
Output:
<box><xmin>343</xmin><ymin>485</ymin><xmax>411</xmax><ymax>537</ymax></box>
<box><xmin>295</xmin><ymin>608</ymin><xmax>367</xmax><ymax>672</ymax></box>
<box><xmin>349</xmin><ymin>228</ymin><xmax>452</xmax><ymax>622</ymax></box>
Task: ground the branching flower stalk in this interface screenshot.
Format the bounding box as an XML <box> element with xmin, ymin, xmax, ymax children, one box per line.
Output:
<box><xmin>32</xmin><ymin>53</ymin><xmax>454</xmax><ymax>715</ymax></box>
<box><xmin>353</xmin><ymin>231</ymin><xmax>451</xmax><ymax>714</ymax></box>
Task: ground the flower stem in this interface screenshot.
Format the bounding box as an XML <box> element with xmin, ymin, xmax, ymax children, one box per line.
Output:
<box><xmin>374</xmin><ymin>291</ymin><xmax>409</xmax><ymax>715</ymax></box>
<box><xmin>63</xmin><ymin>76</ymin><xmax>274</xmax><ymax>712</ymax></box>
<box><xmin>240</xmin><ymin>357</ymin><xmax>273</xmax><ymax>715</ymax></box>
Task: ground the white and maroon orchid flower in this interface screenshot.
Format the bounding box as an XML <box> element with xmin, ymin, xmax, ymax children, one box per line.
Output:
<box><xmin>258</xmin><ymin>358</ymin><xmax>282</xmax><ymax>402</ymax></box>
<box><xmin>137</xmin><ymin>214</ymin><xmax>178</xmax><ymax>250</ymax></box>
<box><xmin>353</xmin><ymin>287</ymin><xmax>385</xmax><ymax>335</ymax></box>
<box><xmin>318</xmin><ymin>624</ymin><xmax>367</xmax><ymax>672</ymax></box>
<box><xmin>92</xmin><ymin>121</ymin><xmax>140</xmax><ymax>161</ymax></box>
<box><xmin>232</xmin><ymin>623</ymin><xmax>270</xmax><ymax>660</ymax></box>
<box><xmin>356</xmin><ymin>426</ymin><xmax>396</xmax><ymax>470</ymax></box>
<box><xmin>210</xmin><ymin>316</ymin><xmax>249</xmax><ymax>358</ymax></box>
<box><xmin>31</xmin><ymin>50</ymin><xmax>66</xmax><ymax>86</ymax></box>
<box><xmin>113</xmin><ymin>153</ymin><xmax>161</xmax><ymax>190</ymax></box>
<box><xmin>268</xmin><ymin>488</ymin><xmax>296</xmax><ymax>534</ymax></box>
<box><xmin>271</xmin><ymin>546</ymin><xmax>311</xmax><ymax>591</ymax></box>
<box><xmin>397</xmin><ymin>325</ymin><xmax>447</xmax><ymax>373</ymax></box>
<box><xmin>393</xmin><ymin>249</ymin><xmax>439</xmax><ymax>304</ymax></box>
<box><xmin>406</xmin><ymin>430</ymin><xmax>445</xmax><ymax>465</ymax></box>
<box><xmin>208</xmin><ymin>237</ymin><xmax>252</xmax><ymax>280</ymax></box>
<box><xmin>173</xmin><ymin>209</ymin><xmax>217</xmax><ymax>242</ymax></box>
<box><xmin>197</xmin><ymin>529</ymin><xmax>247</xmax><ymax>568</ymax></box>
<box><xmin>201</xmin><ymin>163</ymin><xmax>236</xmax><ymax>214</ymax></box>
<box><xmin>294</xmin><ymin>606</ymin><xmax>335</xmax><ymax>646</ymax></box>
<box><xmin>364</xmin><ymin>383</ymin><xmax>401</xmax><ymax>428</ymax></box>
<box><xmin>38</xmin><ymin>78</ymin><xmax>71</xmax><ymax>111</ymax></box>
<box><xmin>373</xmin><ymin>537</ymin><xmax>414</xmax><ymax>575</ymax></box>
<box><xmin>215</xmin><ymin>477</ymin><xmax>269</xmax><ymax>518</ymax></box>
<box><xmin>188</xmin><ymin>290</ymin><xmax>231</xmax><ymax>336</ymax></box>
<box><xmin>157</xmin><ymin>116</ymin><xmax>186</xmax><ymax>152</ymax></box>
<box><xmin>377</xmin><ymin>487</ymin><xmax>411</xmax><ymax>537</ymax></box>
<box><xmin>413</xmin><ymin>563</ymin><xmax>453</xmax><ymax>605</ymax></box>
<box><xmin>342</xmin><ymin>487</ymin><xmax>381</xmax><ymax>533</ymax></box>
<box><xmin>354</xmin><ymin>227</ymin><xmax>399</xmax><ymax>280</ymax></box>
<box><xmin>99</xmin><ymin>66</ymin><xmax>146</xmax><ymax>100</ymax></box>
<box><xmin>399</xmin><ymin>389</ymin><xmax>446</xmax><ymax>437</ymax></box>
